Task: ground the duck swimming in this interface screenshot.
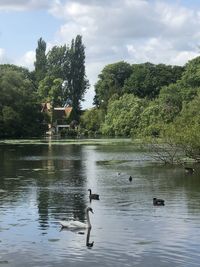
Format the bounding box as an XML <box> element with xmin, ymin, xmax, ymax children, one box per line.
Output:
<box><xmin>153</xmin><ymin>198</ymin><xmax>165</xmax><ymax>206</ymax></box>
<box><xmin>59</xmin><ymin>207</ymin><xmax>94</xmax><ymax>229</ymax></box>
<box><xmin>88</xmin><ymin>189</ymin><xmax>100</xmax><ymax>200</ymax></box>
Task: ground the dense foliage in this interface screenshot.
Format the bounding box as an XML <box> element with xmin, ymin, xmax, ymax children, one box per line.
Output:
<box><xmin>94</xmin><ymin>61</ymin><xmax>132</xmax><ymax>109</ymax></box>
<box><xmin>101</xmin><ymin>94</ymin><xmax>146</xmax><ymax>136</ymax></box>
<box><xmin>37</xmin><ymin>35</ymin><xmax>89</xmax><ymax>119</ymax></box>
<box><xmin>123</xmin><ymin>63</ymin><xmax>183</xmax><ymax>99</ymax></box>
<box><xmin>34</xmin><ymin>37</ymin><xmax>47</xmax><ymax>85</ymax></box>
<box><xmin>0</xmin><ymin>35</ymin><xmax>88</xmax><ymax>138</ymax></box>
<box><xmin>94</xmin><ymin>62</ymin><xmax>184</xmax><ymax>108</ymax></box>
<box><xmin>0</xmin><ymin>65</ymin><xmax>45</xmax><ymax>138</ymax></box>
<box><xmin>1</xmin><ymin>32</ymin><xmax>200</xmax><ymax>162</ymax></box>
<box><xmin>80</xmin><ymin>108</ymin><xmax>104</xmax><ymax>136</ymax></box>
<box><xmin>81</xmin><ymin>56</ymin><xmax>200</xmax><ymax>162</ymax></box>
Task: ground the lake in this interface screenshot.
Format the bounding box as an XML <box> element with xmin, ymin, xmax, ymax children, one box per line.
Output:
<box><xmin>0</xmin><ymin>138</ymin><xmax>200</xmax><ymax>267</ymax></box>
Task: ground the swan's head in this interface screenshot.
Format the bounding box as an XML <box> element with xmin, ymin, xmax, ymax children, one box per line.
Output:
<box><xmin>88</xmin><ymin>189</ymin><xmax>91</xmax><ymax>193</ymax></box>
<box><xmin>86</xmin><ymin>207</ymin><xmax>94</xmax><ymax>214</ymax></box>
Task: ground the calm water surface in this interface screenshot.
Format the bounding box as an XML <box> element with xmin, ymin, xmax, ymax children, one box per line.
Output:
<box><xmin>0</xmin><ymin>139</ymin><xmax>200</xmax><ymax>267</ymax></box>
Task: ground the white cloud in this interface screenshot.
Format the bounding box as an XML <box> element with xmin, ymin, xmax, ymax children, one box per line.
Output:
<box><xmin>0</xmin><ymin>48</ymin><xmax>11</xmax><ymax>63</ymax></box>
<box><xmin>156</xmin><ymin>2</ymin><xmax>194</xmax><ymax>30</ymax></box>
<box><xmin>51</xmin><ymin>1</ymin><xmax>200</xmax><ymax>62</ymax></box>
<box><xmin>126</xmin><ymin>37</ymin><xmax>199</xmax><ymax>66</ymax></box>
<box><xmin>16</xmin><ymin>50</ymin><xmax>35</xmax><ymax>70</ymax></box>
<box><xmin>170</xmin><ymin>50</ymin><xmax>199</xmax><ymax>66</ymax></box>
<box><xmin>47</xmin><ymin>0</ymin><xmax>200</xmax><ymax>107</ymax></box>
<box><xmin>52</xmin><ymin>0</ymin><xmax>161</xmax><ymax>41</ymax></box>
<box><xmin>0</xmin><ymin>0</ymin><xmax>56</xmax><ymax>11</ymax></box>
<box><xmin>0</xmin><ymin>48</ymin><xmax>5</xmax><ymax>59</ymax></box>
<box><xmin>1</xmin><ymin>0</ymin><xmax>200</xmax><ymax>108</ymax></box>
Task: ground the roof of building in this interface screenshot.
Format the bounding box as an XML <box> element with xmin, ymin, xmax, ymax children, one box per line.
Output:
<box><xmin>53</xmin><ymin>106</ymin><xmax>73</xmax><ymax>119</ymax></box>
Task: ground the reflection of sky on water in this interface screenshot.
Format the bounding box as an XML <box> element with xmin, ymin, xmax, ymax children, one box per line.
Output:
<box><xmin>0</xmin><ymin>140</ymin><xmax>200</xmax><ymax>266</ymax></box>
<box><xmin>84</xmin><ymin>146</ymin><xmax>99</xmax><ymax>193</ymax></box>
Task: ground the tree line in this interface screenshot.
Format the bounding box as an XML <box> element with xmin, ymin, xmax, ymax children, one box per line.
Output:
<box><xmin>80</xmin><ymin>58</ymin><xmax>200</xmax><ymax>162</ymax></box>
<box><xmin>0</xmin><ymin>35</ymin><xmax>88</xmax><ymax>138</ymax></box>
<box><xmin>0</xmin><ymin>34</ymin><xmax>200</xmax><ymax>163</ymax></box>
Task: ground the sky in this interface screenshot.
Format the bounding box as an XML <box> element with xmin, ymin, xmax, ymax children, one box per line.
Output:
<box><xmin>0</xmin><ymin>0</ymin><xmax>200</xmax><ymax>108</ymax></box>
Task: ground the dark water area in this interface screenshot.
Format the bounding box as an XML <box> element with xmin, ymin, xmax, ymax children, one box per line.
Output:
<box><xmin>0</xmin><ymin>139</ymin><xmax>200</xmax><ymax>266</ymax></box>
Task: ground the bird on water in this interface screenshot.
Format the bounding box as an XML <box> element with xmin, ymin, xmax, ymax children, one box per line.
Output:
<box><xmin>59</xmin><ymin>207</ymin><xmax>94</xmax><ymax>229</ymax></box>
<box><xmin>88</xmin><ymin>189</ymin><xmax>100</xmax><ymax>200</ymax></box>
<box><xmin>153</xmin><ymin>197</ymin><xmax>165</xmax><ymax>206</ymax></box>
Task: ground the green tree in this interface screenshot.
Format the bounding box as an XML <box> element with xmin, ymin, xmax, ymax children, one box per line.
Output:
<box><xmin>175</xmin><ymin>56</ymin><xmax>200</xmax><ymax>102</ymax></box>
<box><xmin>123</xmin><ymin>63</ymin><xmax>184</xmax><ymax>99</ymax></box>
<box><xmin>181</xmin><ymin>56</ymin><xmax>200</xmax><ymax>88</ymax></box>
<box><xmin>46</xmin><ymin>45</ymin><xmax>68</xmax><ymax>79</ymax></box>
<box><xmin>0</xmin><ymin>64</ymin><xmax>45</xmax><ymax>138</ymax></box>
<box><xmin>2</xmin><ymin>106</ymin><xmax>21</xmax><ymax>137</ymax></box>
<box><xmin>48</xmin><ymin>78</ymin><xmax>64</xmax><ymax>107</ymax></box>
<box><xmin>38</xmin><ymin>75</ymin><xmax>64</xmax><ymax>107</ymax></box>
<box><xmin>158</xmin><ymin>83</ymin><xmax>183</xmax><ymax>123</ymax></box>
<box><xmin>80</xmin><ymin>108</ymin><xmax>104</xmax><ymax>135</ymax></box>
<box><xmin>137</xmin><ymin>81</ymin><xmax>188</xmax><ymax>138</ymax></box>
<box><xmin>94</xmin><ymin>61</ymin><xmax>132</xmax><ymax>109</ymax></box>
<box><xmin>37</xmin><ymin>35</ymin><xmax>88</xmax><ymax>121</ymax></box>
<box><xmin>145</xmin><ymin>93</ymin><xmax>200</xmax><ymax>164</ymax></box>
<box><xmin>171</xmin><ymin>93</ymin><xmax>200</xmax><ymax>160</ymax></box>
<box><xmin>136</xmin><ymin>100</ymin><xmax>162</xmax><ymax>137</ymax></box>
<box><xmin>101</xmin><ymin>94</ymin><xmax>146</xmax><ymax>136</ymax></box>
<box><xmin>63</xmin><ymin>35</ymin><xmax>89</xmax><ymax>119</ymax></box>
<box><xmin>34</xmin><ymin>37</ymin><xmax>47</xmax><ymax>85</ymax></box>
<box><xmin>37</xmin><ymin>45</ymin><xmax>68</xmax><ymax>107</ymax></box>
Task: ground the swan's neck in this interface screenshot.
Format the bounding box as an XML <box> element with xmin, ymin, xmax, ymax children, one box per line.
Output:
<box><xmin>88</xmin><ymin>189</ymin><xmax>92</xmax><ymax>196</ymax></box>
<box><xmin>86</xmin><ymin>210</ymin><xmax>91</xmax><ymax>228</ymax></box>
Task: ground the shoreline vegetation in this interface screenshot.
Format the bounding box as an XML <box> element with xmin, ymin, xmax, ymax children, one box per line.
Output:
<box><xmin>0</xmin><ymin>35</ymin><xmax>200</xmax><ymax>164</ymax></box>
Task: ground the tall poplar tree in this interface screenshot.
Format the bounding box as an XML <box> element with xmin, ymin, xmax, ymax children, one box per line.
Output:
<box><xmin>34</xmin><ymin>37</ymin><xmax>47</xmax><ymax>85</ymax></box>
<box><xmin>36</xmin><ymin>35</ymin><xmax>89</xmax><ymax>121</ymax></box>
<box><xmin>63</xmin><ymin>35</ymin><xmax>89</xmax><ymax>119</ymax></box>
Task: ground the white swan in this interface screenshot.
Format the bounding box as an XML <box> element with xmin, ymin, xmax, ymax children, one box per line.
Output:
<box><xmin>59</xmin><ymin>207</ymin><xmax>93</xmax><ymax>229</ymax></box>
